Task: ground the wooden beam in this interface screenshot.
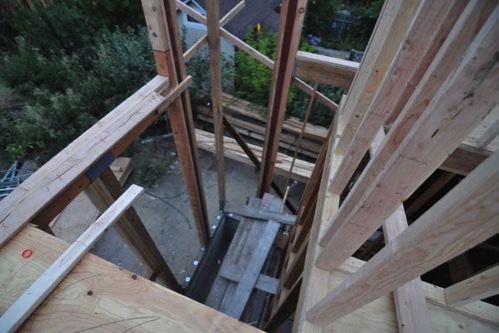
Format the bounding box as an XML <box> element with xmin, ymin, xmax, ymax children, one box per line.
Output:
<box><xmin>336</xmin><ymin>0</ymin><xmax>421</xmax><ymax>155</ymax></box>
<box><xmin>0</xmin><ymin>76</ymin><xmax>170</xmax><ymax>247</ymax></box>
<box><xmin>445</xmin><ymin>264</ymin><xmax>499</xmax><ymax>307</ymax></box>
<box><xmin>183</xmin><ymin>1</ymin><xmax>244</xmax><ymax>63</ymax></box>
<box><xmin>0</xmin><ymin>185</ymin><xmax>144</xmax><ymax>332</ymax></box>
<box><xmin>219</xmin><ymin>264</ymin><xmax>279</xmax><ymax>295</ymax></box>
<box><xmin>329</xmin><ymin>0</ymin><xmax>468</xmax><ymax>195</ymax></box>
<box><xmin>142</xmin><ymin>0</ymin><xmax>210</xmax><ymax>246</ymax></box>
<box><xmin>316</xmin><ymin>10</ymin><xmax>499</xmax><ymax>271</ymax></box>
<box><xmin>224</xmin><ymin>205</ymin><xmax>296</xmax><ymax>225</ymax></box>
<box><xmin>295</xmin><ymin>51</ymin><xmax>359</xmax><ymax>90</ymax></box>
<box><xmin>206</xmin><ymin>0</ymin><xmax>226</xmax><ymax>209</ymax></box>
<box><xmin>257</xmin><ymin>0</ymin><xmax>308</xmax><ymax>197</ymax></box>
<box><xmin>370</xmin><ymin>129</ymin><xmax>431</xmax><ymax>333</ymax></box>
<box><xmin>174</xmin><ymin>0</ymin><xmax>338</xmax><ymax>113</ymax></box>
<box><xmin>306</xmin><ymin>148</ymin><xmax>499</xmax><ymax>326</ymax></box>
<box><xmin>86</xmin><ymin>168</ymin><xmax>181</xmax><ymax>291</ymax></box>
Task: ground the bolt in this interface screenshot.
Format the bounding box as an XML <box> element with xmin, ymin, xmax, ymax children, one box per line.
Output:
<box><xmin>185</xmin><ymin>276</ymin><xmax>191</xmax><ymax>283</ymax></box>
<box><xmin>87</xmin><ymin>290</ymin><xmax>93</xmax><ymax>296</ymax></box>
<box><xmin>212</xmin><ymin>224</ymin><xmax>217</xmax><ymax>230</ymax></box>
<box><xmin>193</xmin><ymin>260</ymin><xmax>199</xmax><ymax>266</ymax></box>
<box><xmin>200</xmin><ymin>247</ymin><xmax>206</xmax><ymax>252</ymax></box>
<box><xmin>228</xmin><ymin>213</ymin><xmax>234</xmax><ymax>217</ymax></box>
<box><xmin>131</xmin><ymin>274</ymin><xmax>137</xmax><ymax>280</ymax></box>
<box><xmin>216</xmin><ymin>215</ymin><xmax>221</xmax><ymax>220</ymax></box>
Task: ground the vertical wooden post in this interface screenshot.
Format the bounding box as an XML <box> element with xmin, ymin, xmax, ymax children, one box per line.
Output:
<box><xmin>257</xmin><ymin>0</ymin><xmax>308</xmax><ymax>197</ymax></box>
<box><xmin>142</xmin><ymin>0</ymin><xmax>210</xmax><ymax>246</ymax></box>
<box><xmin>206</xmin><ymin>0</ymin><xmax>226</xmax><ymax>210</ymax></box>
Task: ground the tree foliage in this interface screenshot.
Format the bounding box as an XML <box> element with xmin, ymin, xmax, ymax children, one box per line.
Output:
<box><xmin>0</xmin><ymin>3</ymin><xmax>155</xmax><ymax>162</ymax></box>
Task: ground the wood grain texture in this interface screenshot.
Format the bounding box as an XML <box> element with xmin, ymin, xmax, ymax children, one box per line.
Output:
<box><xmin>0</xmin><ymin>185</ymin><xmax>144</xmax><ymax>332</ymax></box>
<box><xmin>0</xmin><ymin>76</ymin><xmax>169</xmax><ymax>247</ymax></box>
<box><xmin>317</xmin><ymin>7</ymin><xmax>499</xmax><ymax>270</ymax></box>
<box><xmin>0</xmin><ymin>226</ymin><xmax>263</xmax><ymax>333</ymax></box>
<box><xmin>445</xmin><ymin>264</ymin><xmax>499</xmax><ymax>307</ymax></box>
<box><xmin>307</xmin><ymin>148</ymin><xmax>499</xmax><ymax>325</ymax></box>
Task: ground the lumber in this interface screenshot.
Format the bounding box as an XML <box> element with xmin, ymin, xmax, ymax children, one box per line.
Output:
<box><xmin>195</xmin><ymin>128</ymin><xmax>314</xmax><ymax>183</ymax></box>
<box><xmin>86</xmin><ymin>168</ymin><xmax>180</xmax><ymax>291</ymax></box>
<box><xmin>317</xmin><ymin>10</ymin><xmax>499</xmax><ymax>271</ymax></box>
<box><xmin>0</xmin><ymin>76</ymin><xmax>169</xmax><ymax>247</ymax></box>
<box><xmin>219</xmin><ymin>264</ymin><xmax>279</xmax><ymax>295</ymax></box>
<box><xmin>306</xmin><ymin>149</ymin><xmax>499</xmax><ymax>325</ymax></box>
<box><xmin>220</xmin><ymin>220</ymin><xmax>280</xmax><ymax>318</ymax></box>
<box><xmin>206</xmin><ymin>0</ymin><xmax>226</xmax><ymax>209</ymax></box>
<box><xmin>257</xmin><ymin>0</ymin><xmax>308</xmax><ymax>197</ymax></box>
<box><xmin>336</xmin><ymin>0</ymin><xmax>421</xmax><ymax>154</ymax></box>
<box><xmin>295</xmin><ymin>51</ymin><xmax>359</xmax><ymax>90</ymax></box>
<box><xmin>445</xmin><ymin>264</ymin><xmax>499</xmax><ymax>307</ymax></box>
<box><xmin>329</xmin><ymin>0</ymin><xmax>468</xmax><ymax>195</ymax></box>
<box><xmin>224</xmin><ymin>205</ymin><xmax>296</xmax><ymax>225</ymax></box>
<box><xmin>0</xmin><ymin>226</ymin><xmax>263</xmax><ymax>332</ymax></box>
<box><xmin>143</xmin><ymin>0</ymin><xmax>211</xmax><ymax>246</ymax></box>
<box><xmin>0</xmin><ymin>185</ymin><xmax>144</xmax><ymax>332</ymax></box>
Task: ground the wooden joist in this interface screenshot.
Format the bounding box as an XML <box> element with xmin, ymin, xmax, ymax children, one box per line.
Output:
<box><xmin>445</xmin><ymin>264</ymin><xmax>499</xmax><ymax>307</ymax></box>
<box><xmin>224</xmin><ymin>205</ymin><xmax>296</xmax><ymax>225</ymax></box>
<box><xmin>306</xmin><ymin>148</ymin><xmax>499</xmax><ymax>325</ymax></box>
<box><xmin>0</xmin><ymin>185</ymin><xmax>144</xmax><ymax>332</ymax></box>
<box><xmin>316</xmin><ymin>9</ymin><xmax>499</xmax><ymax>271</ymax></box>
<box><xmin>295</xmin><ymin>51</ymin><xmax>359</xmax><ymax>91</ymax></box>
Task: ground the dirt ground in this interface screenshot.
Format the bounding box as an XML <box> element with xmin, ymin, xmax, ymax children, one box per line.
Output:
<box><xmin>53</xmin><ymin>135</ymin><xmax>303</xmax><ymax>289</ymax></box>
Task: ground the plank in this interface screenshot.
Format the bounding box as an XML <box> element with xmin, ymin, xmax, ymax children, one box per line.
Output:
<box><xmin>329</xmin><ymin>0</ymin><xmax>467</xmax><ymax>195</ymax></box>
<box><xmin>0</xmin><ymin>185</ymin><xmax>144</xmax><ymax>332</ymax></box>
<box><xmin>445</xmin><ymin>264</ymin><xmax>499</xmax><ymax>307</ymax></box>
<box><xmin>224</xmin><ymin>205</ymin><xmax>296</xmax><ymax>225</ymax></box>
<box><xmin>206</xmin><ymin>0</ymin><xmax>226</xmax><ymax>209</ymax></box>
<box><xmin>306</xmin><ymin>148</ymin><xmax>499</xmax><ymax>325</ymax></box>
<box><xmin>195</xmin><ymin>128</ymin><xmax>314</xmax><ymax>183</ymax></box>
<box><xmin>295</xmin><ymin>51</ymin><xmax>359</xmax><ymax>90</ymax></box>
<box><xmin>219</xmin><ymin>220</ymin><xmax>280</xmax><ymax>319</ymax></box>
<box><xmin>219</xmin><ymin>264</ymin><xmax>279</xmax><ymax>295</ymax></box>
<box><xmin>86</xmin><ymin>168</ymin><xmax>180</xmax><ymax>291</ymax></box>
<box><xmin>0</xmin><ymin>226</ymin><xmax>263</xmax><ymax>332</ymax></box>
<box><xmin>317</xmin><ymin>9</ymin><xmax>499</xmax><ymax>271</ymax></box>
<box><xmin>142</xmin><ymin>0</ymin><xmax>211</xmax><ymax>245</ymax></box>
<box><xmin>336</xmin><ymin>0</ymin><xmax>422</xmax><ymax>154</ymax></box>
<box><xmin>0</xmin><ymin>76</ymin><xmax>169</xmax><ymax>247</ymax></box>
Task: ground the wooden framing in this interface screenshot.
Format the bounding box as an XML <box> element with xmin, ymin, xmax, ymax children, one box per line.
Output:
<box><xmin>142</xmin><ymin>0</ymin><xmax>210</xmax><ymax>246</ymax></box>
<box><xmin>0</xmin><ymin>185</ymin><xmax>144</xmax><ymax>332</ymax></box>
<box><xmin>257</xmin><ymin>0</ymin><xmax>308</xmax><ymax>197</ymax></box>
<box><xmin>445</xmin><ymin>264</ymin><xmax>499</xmax><ymax>307</ymax></box>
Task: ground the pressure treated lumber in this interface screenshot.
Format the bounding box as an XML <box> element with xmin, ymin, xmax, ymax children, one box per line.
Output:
<box><xmin>295</xmin><ymin>51</ymin><xmax>359</xmax><ymax>90</ymax></box>
<box><xmin>329</xmin><ymin>0</ymin><xmax>467</xmax><ymax>195</ymax></box>
<box><xmin>445</xmin><ymin>264</ymin><xmax>499</xmax><ymax>307</ymax></box>
<box><xmin>317</xmin><ymin>10</ymin><xmax>499</xmax><ymax>270</ymax></box>
<box><xmin>0</xmin><ymin>226</ymin><xmax>263</xmax><ymax>332</ymax></box>
<box><xmin>195</xmin><ymin>128</ymin><xmax>314</xmax><ymax>182</ymax></box>
<box><xmin>307</xmin><ymin>149</ymin><xmax>499</xmax><ymax>325</ymax></box>
<box><xmin>0</xmin><ymin>185</ymin><xmax>144</xmax><ymax>332</ymax></box>
<box><xmin>142</xmin><ymin>0</ymin><xmax>210</xmax><ymax>246</ymax></box>
<box><xmin>336</xmin><ymin>0</ymin><xmax>421</xmax><ymax>154</ymax></box>
<box><xmin>0</xmin><ymin>76</ymin><xmax>170</xmax><ymax>247</ymax></box>
<box><xmin>257</xmin><ymin>0</ymin><xmax>308</xmax><ymax>197</ymax></box>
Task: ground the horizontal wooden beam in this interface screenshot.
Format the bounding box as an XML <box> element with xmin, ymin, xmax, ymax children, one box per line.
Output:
<box><xmin>0</xmin><ymin>76</ymin><xmax>172</xmax><ymax>247</ymax></box>
<box><xmin>219</xmin><ymin>264</ymin><xmax>279</xmax><ymax>295</ymax></box>
<box><xmin>445</xmin><ymin>264</ymin><xmax>499</xmax><ymax>307</ymax></box>
<box><xmin>0</xmin><ymin>185</ymin><xmax>144</xmax><ymax>332</ymax></box>
<box><xmin>295</xmin><ymin>51</ymin><xmax>358</xmax><ymax>90</ymax></box>
<box><xmin>316</xmin><ymin>10</ymin><xmax>499</xmax><ymax>271</ymax></box>
<box><xmin>224</xmin><ymin>205</ymin><xmax>296</xmax><ymax>225</ymax></box>
<box><xmin>307</xmin><ymin>148</ymin><xmax>499</xmax><ymax>325</ymax></box>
